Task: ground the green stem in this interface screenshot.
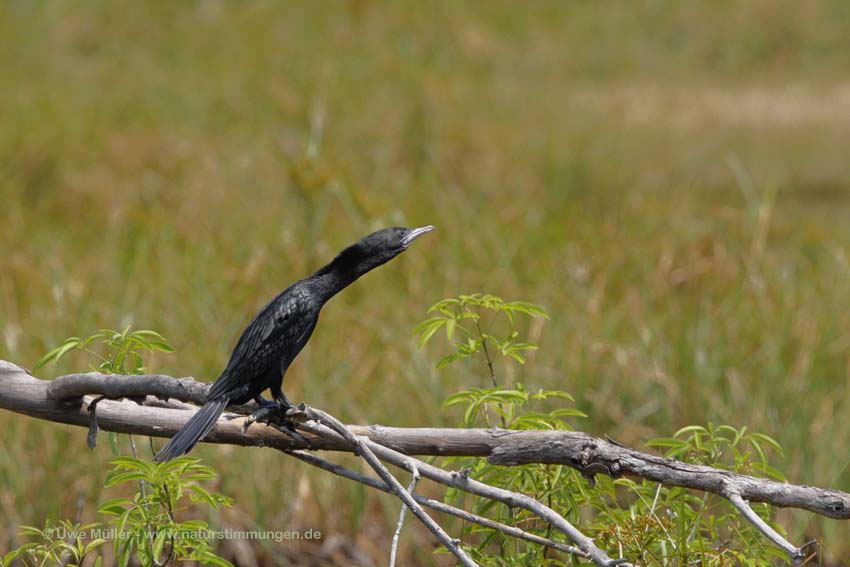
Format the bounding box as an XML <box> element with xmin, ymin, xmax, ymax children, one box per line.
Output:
<box><xmin>474</xmin><ymin>318</ymin><xmax>506</xmax><ymax>428</ymax></box>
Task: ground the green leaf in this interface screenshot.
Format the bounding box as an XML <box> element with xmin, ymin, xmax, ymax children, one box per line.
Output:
<box><xmin>505</xmin><ymin>349</ymin><xmax>526</xmax><ymax>364</ymax></box>
<box><xmin>98</xmin><ymin>498</ymin><xmax>133</xmax><ymax>516</ymax></box>
<box><xmin>157</xmin><ymin>456</ymin><xmax>202</xmax><ymax>474</ymax></box>
<box><xmin>674</xmin><ymin>425</ymin><xmax>708</xmax><ymax>438</ymax></box>
<box><xmin>196</xmin><ymin>551</ymin><xmax>234</xmax><ymax>567</ymax></box>
<box><xmin>132</xmin><ymin>329</ymin><xmax>168</xmax><ymax>340</ymax></box>
<box><xmin>550</xmin><ymin>408</ymin><xmax>587</xmax><ymax>419</ymax></box>
<box><xmin>463</xmin><ymin>402</ymin><xmax>480</xmax><ymax>426</ymax></box>
<box><xmin>34</xmin><ymin>338</ymin><xmax>82</xmax><ymax>371</ymax></box>
<box><xmin>427</xmin><ymin>298</ymin><xmax>459</xmax><ymax>312</ymax></box>
<box><xmin>4</xmin><ymin>549</ymin><xmax>22</xmax><ymax>566</ymax></box>
<box><xmin>116</xmin><ymin>539</ymin><xmax>132</xmax><ymax>567</ymax></box>
<box><xmin>84</xmin><ymin>538</ymin><xmax>108</xmax><ymax>554</ymax></box>
<box><xmin>646</xmin><ymin>437</ymin><xmax>689</xmax><ymax>449</ymax></box>
<box><xmin>104</xmin><ymin>471</ymin><xmax>148</xmax><ymax>487</ymax></box>
<box><xmin>746</xmin><ymin>432</ymin><xmax>784</xmax><ymax>456</ymax></box>
<box><xmin>436</xmin><ymin>352</ymin><xmax>464</xmax><ymax>370</ymax></box>
<box><xmin>531</xmin><ymin>389</ymin><xmax>575</xmax><ymax>401</ymax></box>
<box><xmin>152</xmin><ymin>530</ymin><xmax>168</xmax><ymax>560</ymax></box>
<box><xmin>109</xmin><ymin>456</ymin><xmax>151</xmax><ymax>471</ymax></box>
<box><xmin>481</xmin><ymin>390</ymin><xmax>527</xmax><ymax>403</ymax></box>
<box><xmin>412</xmin><ymin>317</ymin><xmax>446</xmax><ymax>348</ymax></box>
<box><xmin>186</xmin><ymin>485</ymin><xmax>220</xmax><ymax>508</ymax></box>
<box><xmin>749</xmin><ymin>439</ymin><xmax>767</xmax><ymax>468</ymax></box>
<box><xmin>116</xmin><ymin>511</ymin><xmax>132</xmax><ymax>548</ymax></box>
<box><xmin>17</xmin><ymin>525</ymin><xmax>44</xmax><ymax>537</ymax></box>
<box><xmin>503</xmin><ymin>301</ymin><xmax>549</xmax><ymax>318</ymax></box>
<box><xmin>113</xmin><ymin>349</ymin><xmax>127</xmax><ymax>373</ymax></box>
<box><xmin>178</xmin><ymin>519</ymin><xmax>210</xmax><ymax>531</ymax></box>
<box><xmin>128</xmin><ymin>334</ymin><xmax>153</xmax><ymax>350</ymax></box>
<box><xmin>149</xmin><ymin>341</ymin><xmax>176</xmax><ymax>353</ymax></box>
<box><xmin>753</xmin><ymin>462</ymin><xmax>787</xmax><ymax>482</ymax></box>
<box><xmin>108</xmin><ymin>432</ymin><xmax>121</xmax><ymax>456</ymax></box>
<box><xmin>442</xmin><ymin>391</ymin><xmax>475</xmax><ymax>408</ymax></box>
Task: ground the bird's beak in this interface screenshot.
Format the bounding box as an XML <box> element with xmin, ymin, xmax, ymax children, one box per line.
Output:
<box><xmin>402</xmin><ymin>225</ymin><xmax>436</xmax><ymax>247</ymax></box>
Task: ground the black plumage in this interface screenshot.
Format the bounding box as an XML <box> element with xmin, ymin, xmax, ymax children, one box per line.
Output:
<box><xmin>154</xmin><ymin>225</ymin><xmax>434</xmax><ymax>462</ymax></box>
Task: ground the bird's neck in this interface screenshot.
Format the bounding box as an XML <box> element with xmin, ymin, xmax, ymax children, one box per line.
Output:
<box><xmin>308</xmin><ymin>244</ymin><xmax>385</xmax><ymax>304</ymax></box>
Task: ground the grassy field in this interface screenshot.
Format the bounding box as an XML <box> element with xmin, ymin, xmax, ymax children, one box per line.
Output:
<box><xmin>2</xmin><ymin>1</ymin><xmax>850</xmax><ymax>564</ymax></box>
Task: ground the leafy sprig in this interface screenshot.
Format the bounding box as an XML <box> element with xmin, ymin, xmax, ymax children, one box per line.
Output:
<box><xmin>417</xmin><ymin>292</ymin><xmax>790</xmax><ymax>565</ymax></box>
<box><xmin>9</xmin><ymin>327</ymin><xmax>233</xmax><ymax>567</ymax></box>
<box><xmin>99</xmin><ymin>456</ymin><xmax>233</xmax><ymax>567</ymax></box>
<box><xmin>3</xmin><ymin>520</ymin><xmax>106</xmax><ymax>567</ymax></box>
<box><xmin>34</xmin><ymin>326</ymin><xmax>175</xmax><ymax>375</ymax></box>
<box><xmin>414</xmin><ymin>293</ymin><xmax>548</xmax><ymax>374</ymax></box>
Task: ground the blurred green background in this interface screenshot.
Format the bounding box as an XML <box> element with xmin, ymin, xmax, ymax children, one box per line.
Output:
<box><xmin>2</xmin><ymin>1</ymin><xmax>850</xmax><ymax>564</ymax></box>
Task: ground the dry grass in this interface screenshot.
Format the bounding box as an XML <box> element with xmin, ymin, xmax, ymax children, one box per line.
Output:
<box><xmin>2</xmin><ymin>2</ymin><xmax>850</xmax><ymax>564</ymax></box>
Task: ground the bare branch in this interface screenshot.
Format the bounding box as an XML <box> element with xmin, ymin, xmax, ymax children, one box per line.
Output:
<box><xmin>3</xmin><ymin>362</ymin><xmax>849</xmax><ymax>519</ymax></box>
<box><xmin>293</xmin><ymin>408</ymin><xmax>630</xmax><ymax>567</ymax></box>
<box><xmin>1</xmin><ymin>360</ymin><xmax>847</xmax><ymax>563</ymax></box>
<box><xmin>2</xmin><ymin>362</ymin><xmax>846</xmax><ymax>522</ymax></box>
<box><xmin>297</xmin><ymin>406</ymin><xmax>478</xmax><ymax>567</ymax></box>
<box><xmin>287</xmin><ymin>450</ymin><xmax>586</xmax><ymax>557</ymax></box>
<box><xmin>389</xmin><ymin>462</ymin><xmax>419</xmax><ymax>567</ymax></box>
<box><xmin>725</xmin><ymin>490</ymin><xmax>804</xmax><ymax>563</ymax></box>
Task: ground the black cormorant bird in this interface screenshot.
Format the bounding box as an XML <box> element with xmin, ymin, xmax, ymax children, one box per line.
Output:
<box><xmin>155</xmin><ymin>225</ymin><xmax>435</xmax><ymax>462</ymax></box>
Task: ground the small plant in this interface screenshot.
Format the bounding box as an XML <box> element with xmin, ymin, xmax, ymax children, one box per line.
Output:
<box><xmin>7</xmin><ymin>328</ymin><xmax>234</xmax><ymax>567</ymax></box>
<box><xmin>417</xmin><ymin>292</ymin><xmax>794</xmax><ymax>565</ymax></box>
<box><xmin>99</xmin><ymin>456</ymin><xmax>234</xmax><ymax>567</ymax></box>
<box><xmin>442</xmin><ymin>384</ymin><xmax>585</xmax><ymax>429</ymax></box>
<box><xmin>593</xmin><ymin>424</ymin><xmax>788</xmax><ymax>564</ymax></box>
<box><xmin>413</xmin><ymin>293</ymin><xmax>548</xmax><ymax>383</ymax></box>
<box><xmin>417</xmin><ymin>294</ymin><xmax>591</xmax><ymax>564</ymax></box>
<box><xmin>2</xmin><ymin>520</ymin><xmax>106</xmax><ymax>567</ymax></box>
<box><xmin>648</xmin><ymin>423</ymin><xmax>785</xmax><ymax>480</ymax></box>
<box><xmin>34</xmin><ymin>326</ymin><xmax>175</xmax><ymax>453</ymax></box>
<box><xmin>34</xmin><ymin>326</ymin><xmax>175</xmax><ymax>375</ymax></box>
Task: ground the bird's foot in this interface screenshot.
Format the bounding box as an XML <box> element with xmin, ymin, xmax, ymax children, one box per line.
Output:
<box><xmin>272</xmin><ymin>421</ymin><xmax>312</xmax><ymax>449</ymax></box>
<box><xmin>242</xmin><ymin>399</ymin><xmax>297</xmax><ymax>435</ymax></box>
<box><xmin>242</xmin><ymin>401</ymin><xmax>311</xmax><ymax>447</ymax></box>
<box><xmin>254</xmin><ymin>395</ymin><xmax>279</xmax><ymax>409</ymax></box>
<box><xmin>243</xmin><ymin>402</ymin><xmax>283</xmax><ymax>434</ymax></box>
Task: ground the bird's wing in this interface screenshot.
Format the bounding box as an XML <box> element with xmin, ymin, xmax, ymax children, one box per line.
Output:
<box><xmin>207</xmin><ymin>291</ymin><xmax>296</xmax><ymax>400</ymax></box>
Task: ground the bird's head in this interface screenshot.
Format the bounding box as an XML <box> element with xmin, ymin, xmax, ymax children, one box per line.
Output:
<box><xmin>363</xmin><ymin>225</ymin><xmax>436</xmax><ymax>263</ymax></box>
<box><xmin>315</xmin><ymin>225</ymin><xmax>436</xmax><ymax>284</ymax></box>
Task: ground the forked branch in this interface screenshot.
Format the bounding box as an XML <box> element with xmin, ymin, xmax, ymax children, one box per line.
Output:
<box><xmin>1</xmin><ymin>361</ymin><xmax>846</xmax><ymax>564</ymax></box>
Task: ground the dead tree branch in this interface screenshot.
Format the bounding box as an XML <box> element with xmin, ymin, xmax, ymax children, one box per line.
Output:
<box><xmin>1</xmin><ymin>360</ymin><xmax>847</xmax><ymax>564</ymax></box>
<box><xmin>292</xmin><ymin>405</ymin><xmax>479</xmax><ymax>567</ymax></box>
<box><xmin>293</xmin><ymin>407</ymin><xmax>630</xmax><ymax>566</ymax></box>
<box><xmin>389</xmin><ymin>462</ymin><xmax>420</xmax><ymax>567</ymax></box>
<box><xmin>287</xmin><ymin>450</ymin><xmax>586</xmax><ymax>557</ymax></box>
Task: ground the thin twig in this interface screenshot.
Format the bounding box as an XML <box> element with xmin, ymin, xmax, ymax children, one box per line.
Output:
<box><xmin>287</xmin><ymin>450</ymin><xmax>587</xmax><ymax>558</ymax></box>
<box><xmin>475</xmin><ymin>318</ymin><xmax>499</xmax><ymax>389</ymax></box>
<box><xmin>389</xmin><ymin>461</ymin><xmax>420</xmax><ymax>567</ymax></box>
<box><xmin>296</xmin><ymin>406</ymin><xmax>628</xmax><ymax>567</ymax></box>
<box><xmin>57</xmin><ymin>491</ymin><xmax>87</xmax><ymax>567</ymax></box>
<box><xmin>725</xmin><ymin>490</ymin><xmax>804</xmax><ymax>563</ymax></box>
<box><xmin>128</xmin><ymin>435</ymin><xmax>170</xmax><ymax>567</ymax></box>
<box><xmin>304</xmin><ymin>408</ymin><xmax>478</xmax><ymax>567</ymax></box>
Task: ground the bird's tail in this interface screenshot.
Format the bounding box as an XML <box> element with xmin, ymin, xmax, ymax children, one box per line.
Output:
<box><xmin>154</xmin><ymin>398</ymin><xmax>229</xmax><ymax>462</ymax></box>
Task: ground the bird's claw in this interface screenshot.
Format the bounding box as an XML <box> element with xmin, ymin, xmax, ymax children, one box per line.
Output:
<box><xmin>242</xmin><ymin>403</ymin><xmax>290</xmax><ymax>434</ymax></box>
<box><xmin>272</xmin><ymin>422</ymin><xmax>312</xmax><ymax>448</ymax></box>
